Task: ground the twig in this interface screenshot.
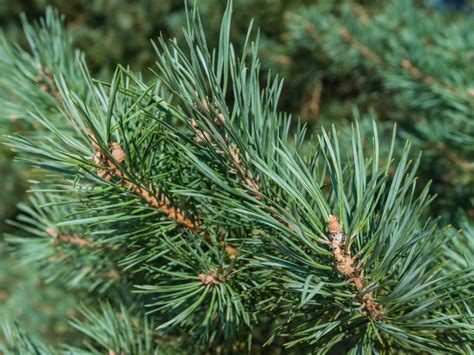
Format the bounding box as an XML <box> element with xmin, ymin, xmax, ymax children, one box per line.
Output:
<box><xmin>327</xmin><ymin>215</ymin><xmax>384</xmax><ymax>321</ymax></box>
<box><xmin>37</xmin><ymin>64</ymin><xmax>62</xmax><ymax>100</ymax></box>
<box><xmin>339</xmin><ymin>27</ymin><xmax>382</xmax><ymax>65</ymax></box>
<box><xmin>435</xmin><ymin>142</ymin><xmax>474</xmax><ymax>173</ymax></box>
<box><xmin>400</xmin><ymin>59</ymin><xmax>437</xmax><ymax>87</ymax></box>
<box><xmin>192</xmin><ymin>97</ymin><xmax>261</xmax><ymax>197</ymax></box>
<box><xmin>90</xmin><ymin>132</ymin><xmax>240</xmax><ymax>260</ymax></box>
<box><xmin>192</xmin><ymin>98</ymin><xmax>298</xmax><ymax>235</ymax></box>
<box><xmin>300</xmin><ymin>80</ymin><xmax>322</xmax><ymax>119</ymax></box>
<box><xmin>350</xmin><ymin>2</ymin><xmax>371</xmax><ymax>24</ymax></box>
<box><xmin>339</xmin><ymin>28</ymin><xmax>472</xmax><ymax>100</ymax></box>
<box><xmin>46</xmin><ymin>226</ymin><xmax>117</xmax><ymax>250</ymax></box>
<box><xmin>90</xmin><ymin>135</ymin><xmax>200</xmax><ymax>232</ymax></box>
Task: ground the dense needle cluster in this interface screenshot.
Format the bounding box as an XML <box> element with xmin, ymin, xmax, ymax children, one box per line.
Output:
<box><xmin>0</xmin><ymin>2</ymin><xmax>472</xmax><ymax>354</ymax></box>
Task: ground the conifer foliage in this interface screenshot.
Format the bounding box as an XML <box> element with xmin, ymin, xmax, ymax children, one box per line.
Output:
<box><xmin>0</xmin><ymin>2</ymin><xmax>472</xmax><ymax>353</ymax></box>
<box><xmin>282</xmin><ymin>0</ymin><xmax>474</xmax><ymax>218</ymax></box>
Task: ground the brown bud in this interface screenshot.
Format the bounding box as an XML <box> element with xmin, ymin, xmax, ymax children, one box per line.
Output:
<box><xmin>45</xmin><ymin>227</ymin><xmax>57</xmax><ymax>238</ymax></box>
<box><xmin>110</xmin><ymin>142</ymin><xmax>126</xmax><ymax>164</ymax></box>
<box><xmin>198</xmin><ymin>272</ymin><xmax>218</xmax><ymax>285</ymax></box>
<box><xmin>97</xmin><ymin>168</ymin><xmax>111</xmax><ymax>181</ymax></box>
<box><xmin>328</xmin><ymin>215</ymin><xmax>343</xmax><ymax>236</ymax></box>
<box><xmin>225</xmin><ymin>245</ymin><xmax>238</xmax><ymax>260</ymax></box>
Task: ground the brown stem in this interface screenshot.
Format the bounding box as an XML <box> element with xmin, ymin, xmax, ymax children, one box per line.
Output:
<box><xmin>90</xmin><ymin>135</ymin><xmax>200</xmax><ymax>233</ymax></box>
<box><xmin>300</xmin><ymin>80</ymin><xmax>322</xmax><ymax>119</ymax></box>
<box><xmin>90</xmin><ymin>132</ymin><xmax>240</xmax><ymax>263</ymax></box>
<box><xmin>339</xmin><ymin>28</ymin><xmax>472</xmax><ymax>100</ymax></box>
<box><xmin>401</xmin><ymin>59</ymin><xmax>474</xmax><ymax>101</ymax></box>
<box><xmin>350</xmin><ymin>1</ymin><xmax>371</xmax><ymax>24</ymax></box>
<box><xmin>46</xmin><ymin>226</ymin><xmax>117</xmax><ymax>250</ymax></box>
<box><xmin>290</xmin><ymin>13</ymin><xmax>322</xmax><ymax>43</ymax></box>
<box><xmin>192</xmin><ymin>97</ymin><xmax>261</xmax><ymax>198</ymax></box>
<box><xmin>400</xmin><ymin>59</ymin><xmax>437</xmax><ymax>87</ymax></box>
<box><xmin>327</xmin><ymin>215</ymin><xmax>384</xmax><ymax>321</ymax></box>
<box><xmin>37</xmin><ymin>64</ymin><xmax>62</xmax><ymax>100</ymax></box>
<box><xmin>435</xmin><ymin>142</ymin><xmax>474</xmax><ymax>173</ymax></box>
<box><xmin>192</xmin><ymin>101</ymin><xmax>293</xmax><ymax>233</ymax></box>
<box><xmin>0</xmin><ymin>291</ymin><xmax>9</xmax><ymax>302</ymax></box>
<box><xmin>339</xmin><ymin>27</ymin><xmax>382</xmax><ymax>65</ymax></box>
<box><xmin>101</xmin><ymin>269</ymin><xmax>120</xmax><ymax>280</ymax></box>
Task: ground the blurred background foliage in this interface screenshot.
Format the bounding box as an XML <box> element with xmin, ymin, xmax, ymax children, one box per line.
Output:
<box><xmin>0</xmin><ymin>0</ymin><xmax>472</xmax><ymax>347</ymax></box>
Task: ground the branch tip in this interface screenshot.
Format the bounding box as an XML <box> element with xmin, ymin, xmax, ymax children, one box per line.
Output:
<box><xmin>327</xmin><ymin>215</ymin><xmax>384</xmax><ymax>321</ymax></box>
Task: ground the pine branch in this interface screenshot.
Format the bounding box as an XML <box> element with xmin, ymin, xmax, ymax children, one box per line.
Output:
<box><xmin>45</xmin><ymin>226</ymin><xmax>117</xmax><ymax>250</ymax></box>
<box><xmin>286</xmin><ymin>0</ymin><xmax>474</xmax><ymax>223</ymax></box>
<box><xmin>1</xmin><ymin>3</ymin><xmax>473</xmax><ymax>353</ymax></box>
<box><xmin>90</xmin><ymin>135</ymin><xmax>200</xmax><ymax>232</ymax></box>
<box><xmin>327</xmin><ymin>215</ymin><xmax>384</xmax><ymax>321</ymax></box>
<box><xmin>339</xmin><ymin>27</ymin><xmax>382</xmax><ymax>65</ymax></box>
<box><xmin>191</xmin><ymin>96</ymin><xmax>261</xmax><ymax>197</ymax></box>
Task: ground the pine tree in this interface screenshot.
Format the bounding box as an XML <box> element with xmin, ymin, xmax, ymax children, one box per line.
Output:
<box><xmin>1</xmin><ymin>2</ymin><xmax>473</xmax><ymax>353</ymax></box>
